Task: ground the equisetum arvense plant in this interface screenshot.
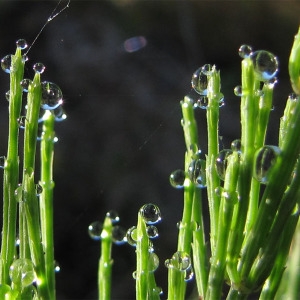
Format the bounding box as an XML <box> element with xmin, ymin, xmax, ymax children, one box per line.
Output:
<box><xmin>89</xmin><ymin>27</ymin><xmax>300</xmax><ymax>299</ymax></box>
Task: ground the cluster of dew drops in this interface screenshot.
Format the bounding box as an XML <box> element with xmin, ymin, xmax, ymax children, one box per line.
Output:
<box><xmin>170</xmin><ymin>44</ymin><xmax>284</xmax><ymax>191</ymax></box>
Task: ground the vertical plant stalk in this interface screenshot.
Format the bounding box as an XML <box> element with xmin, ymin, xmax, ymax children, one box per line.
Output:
<box><xmin>40</xmin><ymin>110</ymin><xmax>56</xmax><ymax>300</ymax></box>
<box><xmin>0</xmin><ymin>47</ymin><xmax>24</xmax><ymax>284</ymax></box>
<box><xmin>98</xmin><ymin>216</ymin><xmax>113</xmax><ymax>300</ymax></box>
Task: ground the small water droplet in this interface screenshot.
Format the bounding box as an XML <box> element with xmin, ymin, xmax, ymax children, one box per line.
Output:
<box><xmin>126</xmin><ymin>226</ymin><xmax>137</xmax><ymax>246</ymax></box>
<box><xmin>152</xmin><ymin>286</ymin><xmax>163</xmax><ymax>296</ymax></box>
<box><xmin>88</xmin><ymin>221</ymin><xmax>103</xmax><ymax>240</ymax></box>
<box><xmin>112</xmin><ymin>226</ymin><xmax>126</xmax><ymax>245</ymax></box>
<box><xmin>1</xmin><ymin>55</ymin><xmax>12</xmax><ymax>73</ymax></box>
<box><xmin>22</xmin><ymin>55</ymin><xmax>28</xmax><ymax>63</ymax></box>
<box><xmin>54</xmin><ymin>261</ymin><xmax>61</xmax><ymax>273</ymax></box>
<box><xmin>194</xmin><ymin>96</ymin><xmax>209</xmax><ymax>109</ymax></box>
<box><xmin>17</xmin><ymin>116</ymin><xmax>26</xmax><ymax>129</ymax></box>
<box><xmin>33</xmin><ymin>63</ymin><xmax>45</xmax><ymax>74</ymax></box>
<box><xmin>250</xmin><ymin>50</ymin><xmax>279</xmax><ymax>82</ymax></box>
<box><xmin>146</xmin><ymin>225</ymin><xmax>159</xmax><ymax>239</ymax></box>
<box><xmin>106</xmin><ymin>210</ymin><xmax>119</xmax><ymax>223</ymax></box>
<box><xmin>35</xmin><ymin>184</ymin><xmax>43</xmax><ymax>195</ymax></box>
<box><xmin>184</xmin><ymin>266</ymin><xmax>194</xmax><ymax>282</ymax></box>
<box><xmin>132</xmin><ymin>270</ymin><xmax>137</xmax><ymax>279</ymax></box>
<box><xmin>14</xmin><ymin>185</ymin><xmax>24</xmax><ymax>202</ymax></box>
<box><xmin>215</xmin><ymin>149</ymin><xmax>233</xmax><ymax>181</ymax></box>
<box><xmin>254</xmin><ymin>145</ymin><xmax>280</xmax><ymax>184</ymax></box>
<box><xmin>0</xmin><ymin>156</ymin><xmax>6</xmax><ymax>169</ymax></box>
<box><xmin>188</xmin><ymin>159</ymin><xmax>206</xmax><ymax>188</ymax></box>
<box><xmin>234</xmin><ymin>85</ymin><xmax>243</xmax><ymax>96</ymax></box>
<box><xmin>16</xmin><ymin>39</ymin><xmax>28</xmax><ymax>50</ymax></box>
<box><xmin>140</xmin><ymin>204</ymin><xmax>161</xmax><ymax>225</ymax></box>
<box><xmin>169</xmin><ymin>169</ymin><xmax>186</xmax><ymax>189</ymax></box>
<box><xmin>53</xmin><ymin>106</ymin><xmax>67</xmax><ymax>122</ymax></box>
<box><xmin>9</xmin><ymin>258</ymin><xmax>36</xmax><ymax>288</ymax></box>
<box><xmin>41</xmin><ymin>81</ymin><xmax>63</xmax><ymax>110</ymax></box>
<box><xmin>149</xmin><ymin>252</ymin><xmax>159</xmax><ymax>272</ymax></box>
<box><xmin>238</xmin><ymin>45</ymin><xmax>253</xmax><ymax>58</ymax></box>
<box><xmin>231</xmin><ymin>139</ymin><xmax>241</xmax><ymax>152</ymax></box>
<box><xmin>5</xmin><ymin>90</ymin><xmax>10</xmax><ymax>101</ymax></box>
<box><xmin>165</xmin><ymin>251</ymin><xmax>191</xmax><ymax>271</ymax></box>
<box><xmin>264</xmin><ymin>77</ymin><xmax>278</xmax><ymax>89</ymax></box>
<box><xmin>20</xmin><ymin>79</ymin><xmax>32</xmax><ymax>92</ymax></box>
<box><xmin>191</xmin><ymin>67</ymin><xmax>208</xmax><ymax>95</ymax></box>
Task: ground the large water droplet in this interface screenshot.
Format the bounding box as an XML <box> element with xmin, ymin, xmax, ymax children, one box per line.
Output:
<box><xmin>33</xmin><ymin>63</ymin><xmax>45</xmax><ymax>74</ymax></box>
<box><xmin>149</xmin><ymin>252</ymin><xmax>159</xmax><ymax>272</ymax></box>
<box><xmin>140</xmin><ymin>204</ymin><xmax>161</xmax><ymax>225</ymax></box>
<box><xmin>184</xmin><ymin>266</ymin><xmax>194</xmax><ymax>282</ymax></box>
<box><xmin>169</xmin><ymin>169</ymin><xmax>186</xmax><ymax>189</ymax></box>
<box><xmin>20</xmin><ymin>79</ymin><xmax>32</xmax><ymax>92</ymax></box>
<box><xmin>188</xmin><ymin>159</ymin><xmax>206</xmax><ymax>188</ymax></box>
<box><xmin>238</xmin><ymin>45</ymin><xmax>253</xmax><ymax>58</ymax></box>
<box><xmin>231</xmin><ymin>139</ymin><xmax>241</xmax><ymax>152</ymax></box>
<box><xmin>1</xmin><ymin>55</ymin><xmax>12</xmax><ymax>73</ymax></box>
<box><xmin>165</xmin><ymin>251</ymin><xmax>191</xmax><ymax>272</ymax></box>
<box><xmin>234</xmin><ymin>85</ymin><xmax>243</xmax><ymax>97</ymax></box>
<box><xmin>191</xmin><ymin>66</ymin><xmax>209</xmax><ymax>95</ymax></box>
<box><xmin>9</xmin><ymin>258</ymin><xmax>36</xmax><ymax>288</ymax></box>
<box><xmin>126</xmin><ymin>226</ymin><xmax>137</xmax><ymax>246</ymax></box>
<box><xmin>106</xmin><ymin>210</ymin><xmax>119</xmax><ymax>223</ymax></box>
<box><xmin>146</xmin><ymin>225</ymin><xmax>159</xmax><ymax>239</ymax></box>
<box><xmin>16</xmin><ymin>39</ymin><xmax>28</xmax><ymax>50</ymax></box>
<box><xmin>194</xmin><ymin>96</ymin><xmax>208</xmax><ymax>109</ymax></box>
<box><xmin>88</xmin><ymin>221</ymin><xmax>103</xmax><ymax>240</ymax></box>
<box><xmin>41</xmin><ymin>81</ymin><xmax>63</xmax><ymax>110</ymax></box>
<box><xmin>250</xmin><ymin>50</ymin><xmax>279</xmax><ymax>82</ymax></box>
<box><xmin>112</xmin><ymin>225</ymin><xmax>126</xmax><ymax>245</ymax></box>
<box><xmin>254</xmin><ymin>145</ymin><xmax>280</xmax><ymax>184</ymax></box>
<box><xmin>215</xmin><ymin>149</ymin><xmax>233</xmax><ymax>181</ymax></box>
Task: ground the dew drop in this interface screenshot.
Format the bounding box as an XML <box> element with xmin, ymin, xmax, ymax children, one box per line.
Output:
<box><xmin>146</xmin><ymin>225</ymin><xmax>159</xmax><ymax>239</ymax></box>
<box><xmin>88</xmin><ymin>221</ymin><xmax>103</xmax><ymax>240</ymax></box>
<box><xmin>35</xmin><ymin>184</ymin><xmax>43</xmax><ymax>195</ymax></box>
<box><xmin>1</xmin><ymin>55</ymin><xmax>12</xmax><ymax>73</ymax></box>
<box><xmin>140</xmin><ymin>204</ymin><xmax>161</xmax><ymax>225</ymax></box>
<box><xmin>17</xmin><ymin>116</ymin><xmax>26</xmax><ymax>129</ymax></box>
<box><xmin>41</xmin><ymin>81</ymin><xmax>63</xmax><ymax>110</ymax></box>
<box><xmin>191</xmin><ymin>67</ymin><xmax>208</xmax><ymax>95</ymax></box>
<box><xmin>234</xmin><ymin>85</ymin><xmax>243</xmax><ymax>96</ymax></box>
<box><xmin>33</xmin><ymin>63</ymin><xmax>45</xmax><ymax>74</ymax></box>
<box><xmin>149</xmin><ymin>252</ymin><xmax>159</xmax><ymax>272</ymax></box>
<box><xmin>5</xmin><ymin>90</ymin><xmax>10</xmax><ymax>101</ymax></box>
<box><xmin>152</xmin><ymin>286</ymin><xmax>163</xmax><ymax>296</ymax></box>
<box><xmin>250</xmin><ymin>50</ymin><xmax>279</xmax><ymax>82</ymax></box>
<box><xmin>112</xmin><ymin>225</ymin><xmax>126</xmax><ymax>245</ymax></box>
<box><xmin>53</xmin><ymin>106</ymin><xmax>67</xmax><ymax>122</ymax></box>
<box><xmin>238</xmin><ymin>45</ymin><xmax>253</xmax><ymax>58</ymax></box>
<box><xmin>14</xmin><ymin>185</ymin><xmax>24</xmax><ymax>202</ymax></box>
<box><xmin>20</xmin><ymin>79</ymin><xmax>32</xmax><ymax>92</ymax></box>
<box><xmin>169</xmin><ymin>169</ymin><xmax>186</xmax><ymax>189</ymax></box>
<box><xmin>54</xmin><ymin>261</ymin><xmax>61</xmax><ymax>273</ymax></box>
<box><xmin>184</xmin><ymin>266</ymin><xmax>194</xmax><ymax>282</ymax></box>
<box><xmin>106</xmin><ymin>210</ymin><xmax>120</xmax><ymax>223</ymax></box>
<box><xmin>9</xmin><ymin>258</ymin><xmax>36</xmax><ymax>288</ymax></box>
<box><xmin>188</xmin><ymin>159</ymin><xmax>206</xmax><ymax>188</ymax></box>
<box><xmin>165</xmin><ymin>251</ymin><xmax>191</xmax><ymax>272</ymax></box>
<box><xmin>254</xmin><ymin>145</ymin><xmax>280</xmax><ymax>184</ymax></box>
<box><xmin>126</xmin><ymin>226</ymin><xmax>137</xmax><ymax>246</ymax></box>
<box><xmin>264</xmin><ymin>77</ymin><xmax>278</xmax><ymax>89</ymax></box>
<box><xmin>0</xmin><ymin>156</ymin><xmax>6</xmax><ymax>169</ymax></box>
<box><xmin>16</xmin><ymin>39</ymin><xmax>28</xmax><ymax>50</ymax></box>
<box><xmin>215</xmin><ymin>149</ymin><xmax>233</xmax><ymax>181</ymax></box>
<box><xmin>194</xmin><ymin>96</ymin><xmax>209</xmax><ymax>109</ymax></box>
<box><xmin>132</xmin><ymin>270</ymin><xmax>137</xmax><ymax>279</ymax></box>
<box><xmin>231</xmin><ymin>139</ymin><xmax>241</xmax><ymax>152</ymax></box>
<box><xmin>22</xmin><ymin>55</ymin><xmax>28</xmax><ymax>63</ymax></box>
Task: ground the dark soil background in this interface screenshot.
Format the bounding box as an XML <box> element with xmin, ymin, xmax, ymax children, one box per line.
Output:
<box><xmin>0</xmin><ymin>1</ymin><xmax>299</xmax><ymax>299</ymax></box>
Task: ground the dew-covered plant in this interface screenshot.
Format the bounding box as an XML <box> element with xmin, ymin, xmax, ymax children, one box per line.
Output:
<box><xmin>90</xmin><ymin>27</ymin><xmax>300</xmax><ymax>299</ymax></box>
<box><xmin>0</xmin><ymin>39</ymin><xmax>66</xmax><ymax>299</ymax></box>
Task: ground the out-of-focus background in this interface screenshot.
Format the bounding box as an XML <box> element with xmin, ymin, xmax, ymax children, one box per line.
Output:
<box><xmin>0</xmin><ymin>1</ymin><xmax>299</xmax><ymax>299</ymax></box>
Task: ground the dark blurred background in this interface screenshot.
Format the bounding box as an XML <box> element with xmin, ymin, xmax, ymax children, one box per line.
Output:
<box><xmin>0</xmin><ymin>1</ymin><xmax>299</xmax><ymax>299</ymax></box>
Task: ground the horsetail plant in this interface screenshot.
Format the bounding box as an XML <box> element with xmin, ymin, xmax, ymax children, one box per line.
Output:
<box><xmin>92</xmin><ymin>27</ymin><xmax>300</xmax><ymax>299</ymax></box>
<box><xmin>0</xmin><ymin>39</ymin><xmax>66</xmax><ymax>299</ymax></box>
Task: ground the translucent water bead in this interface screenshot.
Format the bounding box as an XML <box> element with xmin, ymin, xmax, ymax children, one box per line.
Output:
<box><xmin>9</xmin><ymin>259</ymin><xmax>36</xmax><ymax>288</ymax></box>
<box><xmin>169</xmin><ymin>169</ymin><xmax>186</xmax><ymax>189</ymax></box>
<box><xmin>33</xmin><ymin>63</ymin><xmax>45</xmax><ymax>74</ymax></box>
<box><xmin>16</xmin><ymin>39</ymin><xmax>28</xmax><ymax>50</ymax></box>
<box><xmin>112</xmin><ymin>226</ymin><xmax>126</xmax><ymax>245</ymax></box>
<box><xmin>140</xmin><ymin>204</ymin><xmax>161</xmax><ymax>224</ymax></box>
<box><xmin>126</xmin><ymin>226</ymin><xmax>137</xmax><ymax>246</ymax></box>
<box><xmin>250</xmin><ymin>50</ymin><xmax>279</xmax><ymax>82</ymax></box>
<box><xmin>88</xmin><ymin>221</ymin><xmax>103</xmax><ymax>240</ymax></box>
<box><xmin>238</xmin><ymin>45</ymin><xmax>253</xmax><ymax>58</ymax></box>
<box><xmin>1</xmin><ymin>55</ymin><xmax>12</xmax><ymax>73</ymax></box>
<box><xmin>20</xmin><ymin>79</ymin><xmax>32</xmax><ymax>92</ymax></box>
<box><xmin>106</xmin><ymin>210</ymin><xmax>120</xmax><ymax>223</ymax></box>
<box><xmin>215</xmin><ymin>149</ymin><xmax>233</xmax><ymax>181</ymax></box>
<box><xmin>188</xmin><ymin>159</ymin><xmax>206</xmax><ymax>188</ymax></box>
<box><xmin>41</xmin><ymin>81</ymin><xmax>63</xmax><ymax>110</ymax></box>
<box><xmin>254</xmin><ymin>145</ymin><xmax>281</xmax><ymax>184</ymax></box>
<box><xmin>146</xmin><ymin>225</ymin><xmax>159</xmax><ymax>239</ymax></box>
<box><xmin>191</xmin><ymin>65</ymin><xmax>212</xmax><ymax>95</ymax></box>
<box><xmin>165</xmin><ymin>251</ymin><xmax>191</xmax><ymax>272</ymax></box>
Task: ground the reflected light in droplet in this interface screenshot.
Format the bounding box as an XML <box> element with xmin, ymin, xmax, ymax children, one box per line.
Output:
<box><xmin>124</xmin><ymin>36</ymin><xmax>147</xmax><ymax>53</ymax></box>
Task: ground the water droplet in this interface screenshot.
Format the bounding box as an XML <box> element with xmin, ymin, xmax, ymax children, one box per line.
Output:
<box><xmin>149</xmin><ymin>252</ymin><xmax>159</xmax><ymax>272</ymax></box>
<box><xmin>54</xmin><ymin>261</ymin><xmax>61</xmax><ymax>273</ymax></box>
<box><xmin>14</xmin><ymin>185</ymin><xmax>24</xmax><ymax>202</ymax></box>
<box><xmin>41</xmin><ymin>81</ymin><xmax>63</xmax><ymax>110</ymax></box>
<box><xmin>169</xmin><ymin>169</ymin><xmax>186</xmax><ymax>189</ymax></box>
<box><xmin>254</xmin><ymin>145</ymin><xmax>280</xmax><ymax>184</ymax></box>
<box><xmin>152</xmin><ymin>286</ymin><xmax>163</xmax><ymax>296</ymax></box>
<box><xmin>112</xmin><ymin>226</ymin><xmax>126</xmax><ymax>245</ymax></box>
<box><xmin>238</xmin><ymin>45</ymin><xmax>253</xmax><ymax>58</ymax></box>
<box><xmin>288</xmin><ymin>93</ymin><xmax>298</xmax><ymax>101</ymax></box>
<box><xmin>184</xmin><ymin>266</ymin><xmax>194</xmax><ymax>282</ymax></box>
<box><xmin>194</xmin><ymin>96</ymin><xmax>209</xmax><ymax>109</ymax></box>
<box><xmin>106</xmin><ymin>210</ymin><xmax>119</xmax><ymax>223</ymax></box>
<box><xmin>20</xmin><ymin>79</ymin><xmax>32</xmax><ymax>92</ymax></box>
<box><xmin>191</xmin><ymin>67</ymin><xmax>208</xmax><ymax>95</ymax></box>
<box><xmin>188</xmin><ymin>159</ymin><xmax>206</xmax><ymax>188</ymax></box>
<box><xmin>126</xmin><ymin>226</ymin><xmax>137</xmax><ymax>246</ymax></box>
<box><xmin>264</xmin><ymin>77</ymin><xmax>278</xmax><ymax>89</ymax></box>
<box><xmin>140</xmin><ymin>204</ymin><xmax>161</xmax><ymax>225</ymax></box>
<box><xmin>88</xmin><ymin>221</ymin><xmax>103</xmax><ymax>240</ymax></box>
<box><xmin>146</xmin><ymin>225</ymin><xmax>159</xmax><ymax>239</ymax></box>
<box><xmin>33</xmin><ymin>63</ymin><xmax>45</xmax><ymax>74</ymax></box>
<box><xmin>165</xmin><ymin>251</ymin><xmax>191</xmax><ymax>272</ymax></box>
<box><xmin>22</xmin><ymin>55</ymin><xmax>28</xmax><ymax>63</ymax></box>
<box><xmin>215</xmin><ymin>149</ymin><xmax>233</xmax><ymax>181</ymax></box>
<box><xmin>5</xmin><ymin>90</ymin><xmax>10</xmax><ymax>101</ymax></box>
<box><xmin>250</xmin><ymin>50</ymin><xmax>279</xmax><ymax>82</ymax></box>
<box><xmin>53</xmin><ymin>106</ymin><xmax>67</xmax><ymax>122</ymax></box>
<box><xmin>234</xmin><ymin>85</ymin><xmax>243</xmax><ymax>96</ymax></box>
<box><xmin>16</xmin><ymin>39</ymin><xmax>28</xmax><ymax>50</ymax></box>
<box><xmin>201</xmin><ymin>64</ymin><xmax>213</xmax><ymax>76</ymax></box>
<box><xmin>17</xmin><ymin>116</ymin><xmax>26</xmax><ymax>129</ymax></box>
<box><xmin>231</xmin><ymin>139</ymin><xmax>241</xmax><ymax>152</ymax></box>
<box><xmin>35</xmin><ymin>184</ymin><xmax>43</xmax><ymax>195</ymax></box>
<box><xmin>0</xmin><ymin>156</ymin><xmax>6</xmax><ymax>169</ymax></box>
<box><xmin>132</xmin><ymin>270</ymin><xmax>137</xmax><ymax>279</ymax></box>
<box><xmin>1</xmin><ymin>55</ymin><xmax>12</xmax><ymax>73</ymax></box>
<box><xmin>9</xmin><ymin>258</ymin><xmax>36</xmax><ymax>288</ymax></box>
